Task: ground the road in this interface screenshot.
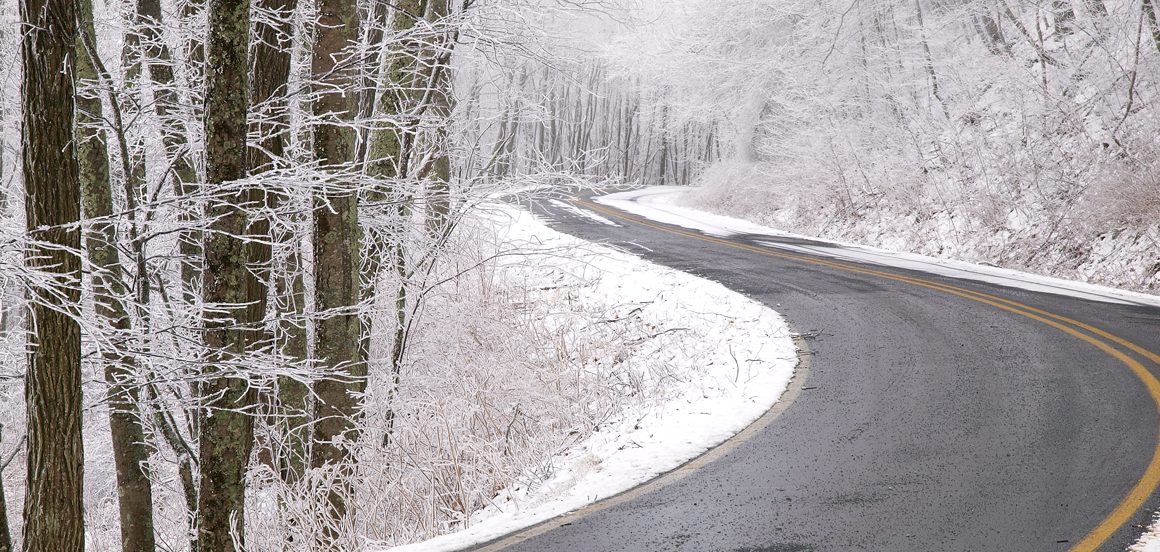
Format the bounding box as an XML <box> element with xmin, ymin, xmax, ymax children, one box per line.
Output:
<box><xmin>470</xmin><ymin>188</ymin><xmax>1160</xmax><ymax>552</ymax></box>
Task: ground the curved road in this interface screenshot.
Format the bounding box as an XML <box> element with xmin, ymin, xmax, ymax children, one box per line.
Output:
<box><xmin>472</xmin><ymin>189</ymin><xmax>1160</xmax><ymax>552</ymax></box>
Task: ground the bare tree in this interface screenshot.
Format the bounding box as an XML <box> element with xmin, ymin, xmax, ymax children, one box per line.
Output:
<box><xmin>249</xmin><ymin>0</ymin><xmax>308</xmax><ymax>486</ymax></box>
<box><xmin>309</xmin><ymin>0</ymin><xmax>362</xmax><ymax>539</ymax></box>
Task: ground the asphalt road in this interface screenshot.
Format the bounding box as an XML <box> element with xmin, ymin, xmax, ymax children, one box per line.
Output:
<box><xmin>471</xmin><ymin>189</ymin><xmax>1160</xmax><ymax>552</ymax></box>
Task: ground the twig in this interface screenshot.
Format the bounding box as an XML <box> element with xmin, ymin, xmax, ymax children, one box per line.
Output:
<box><xmin>0</xmin><ymin>433</ymin><xmax>25</xmax><ymax>472</ymax></box>
<box><xmin>729</xmin><ymin>342</ymin><xmax>740</xmax><ymax>384</ymax></box>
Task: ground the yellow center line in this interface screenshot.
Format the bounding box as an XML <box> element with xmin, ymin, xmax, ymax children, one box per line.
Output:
<box><xmin>573</xmin><ymin>194</ymin><xmax>1160</xmax><ymax>551</ymax></box>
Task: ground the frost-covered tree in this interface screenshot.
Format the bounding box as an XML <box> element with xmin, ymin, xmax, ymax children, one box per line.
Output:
<box><xmin>77</xmin><ymin>0</ymin><xmax>157</xmax><ymax>548</ymax></box>
<box><xmin>0</xmin><ymin>0</ymin><xmax>718</xmax><ymax>550</ymax></box>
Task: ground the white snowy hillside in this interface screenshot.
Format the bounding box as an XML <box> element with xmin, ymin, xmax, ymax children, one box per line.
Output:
<box><xmin>448</xmin><ymin>0</ymin><xmax>1160</xmax><ymax>295</ymax></box>
<box><xmin>610</xmin><ymin>0</ymin><xmax>1160</xmax><ymax>294</ymax></box>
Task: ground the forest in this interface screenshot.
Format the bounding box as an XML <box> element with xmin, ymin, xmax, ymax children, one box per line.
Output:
<box><xmin>3</xmin><ymin>0</ymin><xmax>1159</xmax><ymax>549</ymax></box>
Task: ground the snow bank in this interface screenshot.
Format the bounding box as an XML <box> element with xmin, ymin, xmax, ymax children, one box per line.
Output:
<box><xmin>601</xmin><ymin>186</ymin><xmax>1160</xmax><ymax>308</ymax></box>
<box><xmin>382</xmin><ymin>204</ymin><xmax>798</xmax><ymax>551</ymax></box>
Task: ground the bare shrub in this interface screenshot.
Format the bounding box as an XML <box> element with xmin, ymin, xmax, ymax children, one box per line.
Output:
<box><xmin>1086</xmin><ymin>154</ymin><xmax>1160</xmax><ymax>232</ymax></box>
<box><xmin>243</xmin><ymin>207</ymin><xmax>714</xmax><ymax>549</ymax></box>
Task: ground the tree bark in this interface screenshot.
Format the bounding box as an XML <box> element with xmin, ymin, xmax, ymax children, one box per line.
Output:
<box><xmin>197</xmin><ymin>0</ymin><xmax>257</xmax><ymax>548</ymax></box>
<box><xmin>424</xmin><ymin>0</ymin><xmax>454</xmax><ymax>245</ymax></box>
<box><xmin>366</xmin><ymin>0</ymin><xmax>426</xmax><ymax>181</ymax></box>
<box><xmin>249</xmin><ymin>0</ymin><xmax>297</xmax><ymax>174</ymax></box>
<box><xmin>249</xmin><ymin>0</ymin><xmax>308</xmax><ymax>484</ymax></box>
<box><xmin>310</xmin><ymin>0</ymin><xmax>363</xmax><ymax>534</ymax></box>
<box><xmin>20</xmin><ymin>0</ymin><xmax>85</xmax><ymax>546</ymax></box>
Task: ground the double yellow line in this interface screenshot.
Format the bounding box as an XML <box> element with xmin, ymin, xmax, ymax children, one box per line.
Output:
<box><xmin>574</xmin><ymin>194</ymin><xmax>1160</xmax><ymax>551</ymax></box>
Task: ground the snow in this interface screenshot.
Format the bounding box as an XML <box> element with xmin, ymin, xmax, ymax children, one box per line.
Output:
<box><xmin>384</xmin><ymin>203</ymin><xmax>798</xmax><ymax>552</ymax></box>
<box><xmin>597</xmin><ymin>186</ymin><xmax>1160</xmax><ymax>308</ymax></box>
<box><xmin>1132</xmin><ymin>512</ymin><xmax>1160</xmax><ymax>552</ymax></box>
<box><xmin>595</xmin><ymin>186</ymin><xmax>778</xmax><ymax>238</ymax></box>
<box><xmin>1132</xmin><ymin>479</ymin><xmax>1160</xmax><ymax>548</ymax></box>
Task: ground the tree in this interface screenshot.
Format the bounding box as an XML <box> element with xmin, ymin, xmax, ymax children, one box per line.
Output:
<box><xmin>364</xmin><ymin>0</ymin><xmax>426</xmax><ymax>447</ymax></box>
<box><xmin>77</xmin><ymin>1</ymin><xmax>156</xmax><ymax>550</ymax></box>
<box><xmin>249</xmin><ymin>0</ymin><xmax>308</xmax><ymax>486</ymax></box>
<box><xmin>197</xmin><ymin>0</ymin><xmax>259</xmax><ymax>548</ymax></box>
<box><xmin>20</xmin><ymin>0</ymin><xmax>85</xmax><ymax>546</ymax></box>
<box><xmin>309</xmin><ymin>0</ymin><xmax>362</xmax><ymax>536</ymax></box>
<box><xmin>128</xmin><ymin>0</ymin><xmax>201</xmax><ymax>305</ymax></box>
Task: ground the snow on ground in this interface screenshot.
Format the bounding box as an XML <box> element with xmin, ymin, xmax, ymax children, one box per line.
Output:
<box><xmin>384</xmin><ymin>203</ymin><xmax>798</xmax><ymax>552</ymax></box>
<box><xmin>597</xmin><ymin>186</ymin><xmax>1160</xmax><ymax>308</ymax></box>
<box><xmin>1133</xmin><ymin>514</ymin><xmax>1160</xmax><ymax>552</ymax></box>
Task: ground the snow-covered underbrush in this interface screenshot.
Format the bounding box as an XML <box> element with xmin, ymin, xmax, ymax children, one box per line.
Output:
<box><xmin>686</xmin><ymin>152</ymin><xmax>1160</xmax><ymax>295</ymax></box>
<box><xmin>233</xmin><ymin>203</ymin><xmax>795</xmax><ymax>550</ymax></box>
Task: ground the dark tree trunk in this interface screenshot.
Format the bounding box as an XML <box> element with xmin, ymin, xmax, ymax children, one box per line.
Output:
<box><xmin>198</xmin><ymin>0</ymin><xmax>257</xmax><ymax>548</ymax></box>
<box><xmin>424</xmin><ymin>0</ymin><xmax>454</xmax><ymax>243</ymax></box>
<box><xmin>20</xmin><ymin>0</ymin><xmax>84</xmax><ymax>546</ymax></box>
<box><xmin>249</xmin><ymin>0</ymin><xmax>296</xmax><ymax>174</ymax></box>
<box><xmin>249</xmin><ymin>0</ymin><xmax>308</xmax><ymax>483</ymax></box>
<box><xmin>77</xmin><ymin>2</ymin><xmax>157</xmax><ymax>550</ymax></box>
<box><xmin>310</xmin><ymin>0</ymin><xmax>363</xmax><ymax>534</ymax></box>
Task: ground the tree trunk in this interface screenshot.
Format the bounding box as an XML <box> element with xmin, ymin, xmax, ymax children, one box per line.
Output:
<box><xmin>198</xmin><ymin>0</ymin><xmax>256</xmax><ymax>548</ymax></box>
<box><xmin>77</xmin><ymin>3</ymin><xmax>157</xmax><ymax>550</ymax></box>
<box><xmin>973</xmin><ymin>7</ymin><xmax>1008</xmax><ymax>55</ymax></box>
<box><xmin>366</xmin><ymin>0</ymin><xmax>427</xmax><ymax>181</ymax></box>
<box><xmin>310</xmin><ymin>0</ymin><xmax>363</xmax><ymax>535</ymax></box>
<box><xmin>657</xmin><ymin>103</ymin><xmax>669</xmax><ymax>185</ymax></box>
<box><xmin>1052</xmin><ymin>0</ymin><xmax>1075</xmax><ymax>34</ymax></box>
<box><xmin>134</xmin><ymin>0</ymin><xmax>202</xmax><ymax>305</ymax></box>
<box><xmin>20</xmin><ymin>0</ymin><xmax>85</xmax><ymax>546</ymax></box>
<box><xmin>424</xmin><ymin>0</ymin><xmax>454</xmax><ymax>244</ymax></box>
<box><xmin>249</xmin><ymin>0</ymin><xmax>307</xmax><ymax>485</ymax></box>
<box><xmin>249</xmin><ymin>0</ymin><xmax>297</xmax><ymax>174</ymax></box>
<box><xmin>913</xmin><ymin>0</ymin><xmax>950</xmax><ymax>119</ymax></box>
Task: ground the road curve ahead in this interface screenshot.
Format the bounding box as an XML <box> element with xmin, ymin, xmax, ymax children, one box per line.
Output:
<box><xmin>470</xmin><ymin>189</ymin><xmax>1160</xmax><ymax>552</ymax></box>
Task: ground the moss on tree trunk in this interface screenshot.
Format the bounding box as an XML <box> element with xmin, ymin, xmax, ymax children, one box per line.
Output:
<box><xmin>197</xmin><ymin>0</ymin><xmax>258</xmax><ymax>548</ymax></box>
<box><xmin>77</xmin><ymin>2</ymin><xmax>157</xmax><ymax>550</ymax></box>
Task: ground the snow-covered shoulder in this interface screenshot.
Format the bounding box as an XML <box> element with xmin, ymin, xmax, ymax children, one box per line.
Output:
<box><xmin>384</xmin><ymin>205</ymin><xmax>798</xmax><ymax>552</ymax></box>
<box><xmin>597</xmin><ymin>186</ymin><xmax>1160</xmax><ymax>308</ymax></box>
<box><xmin>1133</xmin><ymin>517</ymin><xmax>1160</xmax><ymax>552</ymax></box>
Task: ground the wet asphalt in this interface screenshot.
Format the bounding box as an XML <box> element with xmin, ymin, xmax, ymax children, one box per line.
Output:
<box><xmin>468</xmin><ymin>191</ymin><xmax>1160</xmax><ymax>552</ymax></box>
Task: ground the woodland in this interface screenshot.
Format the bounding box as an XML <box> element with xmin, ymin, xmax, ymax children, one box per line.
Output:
<box><xmin>2</xmin><ymin>0</ymin><xmax>1159</xmax><ymax>549</ymax></box>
